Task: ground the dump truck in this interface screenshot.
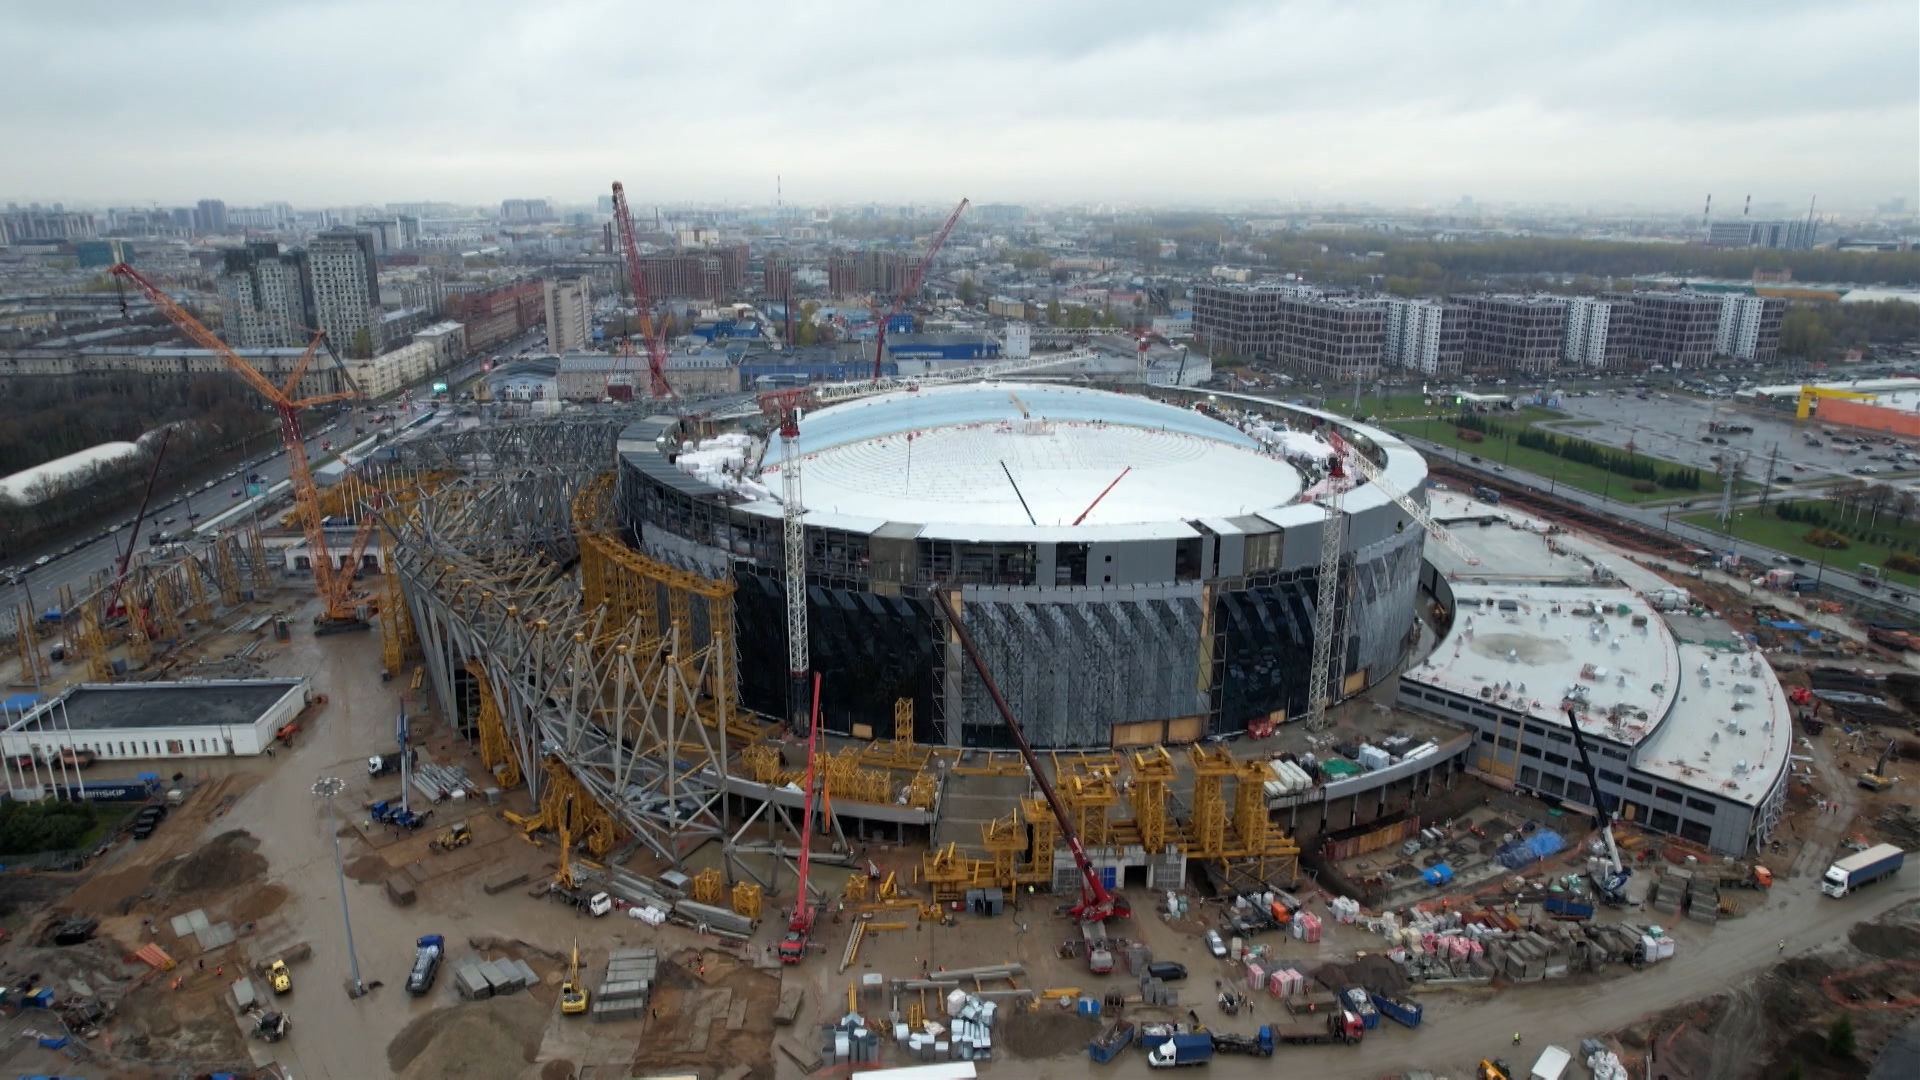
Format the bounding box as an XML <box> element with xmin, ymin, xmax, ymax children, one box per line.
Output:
<box><xmin>406</xmin><ymin>934</ymin><xmax>444</xmax><ymax>995</ymax></box>
<box><xmin>1541</xmin><ymin>896</ymin><xmax>1595</xmax><ymax>921</ymax></box>
<box><xmin>1209</xmin><ymin>1027</ymin><xmax>1274</xmax><ymax>1057</ymax></box>
<box><xmin>1087</xmin><ymin>1020</ymin><xmax>1135</xmax><ymax>1064</ymax></box>
<box><xmin>1341</xmin><ymin>988</ymin><xmax>1379</xmax><ymax>1029</ymax></box>
<box><xmin>1270</xmin><ymin>1010</ymin><xmax>1365</xmax><ymax>1045</ymax></box>
<box><xmin>1820</xmin><ymin>844</ymin><xmax>1904</xmax><ymax>898</ymax></box>
<box><xmin>1145</xmin><ymin>1032</ymin><xmax>1214</xmax><ymax>1068</ymax></box>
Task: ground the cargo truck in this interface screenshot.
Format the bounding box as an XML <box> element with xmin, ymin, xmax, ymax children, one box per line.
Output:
<box><xmin>1270</xmin><ymin>1010</ymin><xmax>1366</xmax><ymax>1045</ymax></box>
<box><xmin>1145</xmin><ymin>1032</ymin><xmax>1214</xmax><ymax>1068</ymax></box>
<box><xmin>1820</xmin><ymin>844</ymin><xmax>1905</xmax><ymax>898</ymax></box>
<box><xmin>1541</xmin><ymin>896</ymin><xmax>1595</xmax><ymax>921</ymax></box>
<box><xmin>1341</xmin><ymin>988</ymin><xmax>1379</xmax><ymax>1029</ymax></box>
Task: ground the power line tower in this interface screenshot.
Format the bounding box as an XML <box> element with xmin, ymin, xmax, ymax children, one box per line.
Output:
<box><xmin>1717</xmin><ymin>450</ymin><xmax>1746</xmax><ymax>526</ymax></box>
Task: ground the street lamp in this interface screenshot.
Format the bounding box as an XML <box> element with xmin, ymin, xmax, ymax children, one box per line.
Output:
<box><xmin>312</xmin><ymin>776</ymin><xmax>367</xmax><ymax>998</ymax></box>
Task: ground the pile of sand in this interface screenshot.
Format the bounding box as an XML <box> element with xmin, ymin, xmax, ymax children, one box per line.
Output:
<box><xmin>155</xmin><ymin>830</ymin><xmax>267</xmax><ymax>898</ymax></box>
<box><xmin>388</xmin><ymin>997</ymin><xmax>546</xmax><ymax>1080</ymax></box>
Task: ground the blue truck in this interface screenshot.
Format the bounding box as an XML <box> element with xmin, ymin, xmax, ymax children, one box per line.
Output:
<box><xmin>1087</xmin><ymin>1020</ymin><xmax>1135</xmax><ymax>1064</ymax></box>
<box><xmin>1821</xmin><ymin>844</ymin><xmax>1904</xmax><ymax>898</ymax></box>
<box><xmin>1370</xmin><ymin>991</ymin><xmax>1424</xmax><ymax>1029</ymax></box>
<box><xmin>1145</xmin><ymin>1031</ymin><xmax>1214</xmax><ymax>1068</ymax></box>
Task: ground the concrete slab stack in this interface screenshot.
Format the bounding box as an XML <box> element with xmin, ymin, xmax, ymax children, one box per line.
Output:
<box><xmin>591</xmin><ymin>949</ymin><xmax>653</xmax><ymax>1023</ymax></box>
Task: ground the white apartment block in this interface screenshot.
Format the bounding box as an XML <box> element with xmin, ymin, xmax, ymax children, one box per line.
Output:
<box><xmin>1383</xmin><ymin>298</ymin><xmax>1467</xmax><ymax>375</ymax></box>
<box><xmin>306</xmin><ymin>229</ymin><xmax>380</xmax><ymax>355</ymax></box>
<box><xmin>1715</xmin><ymin>295</ymin><xmax>1775</xmax><ymax>360</ymax></box>
<box><xmin>543</xmin><ymin>277</ymin><xmax>593</xmax><ymax>354</ymax></box>
<box><xmin>1563</xmin><ymin>297</ymin><xmax>1625</xmax><ymax>368</ymax></box>
<box><xmin>218</xmin><ymin>252</ymin><xmax>307</xmax><ymax>349</ymax></box>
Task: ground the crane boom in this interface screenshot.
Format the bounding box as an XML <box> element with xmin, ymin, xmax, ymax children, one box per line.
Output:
<box><xmin>109</xmin><ymin>263</ymin><xmax>367</xmax><ymax>629</ymax></box>
<box><xmin>107</xmin><ymin>427</ymin><xmax>174</xmax><ymax>621</ymax></box>
<box><xmin>938</xmin><ymin>590</ymin><xmax>1128</xmax><ymax>923</ymax></box>
<box><xmin>1335</xmin><ymin>433</ymin><xmax>1480</xmax><ymax>566</ymax></box>
<box><xmin>611</xmin><ymin>181</ymin><xmax>674</xmax><ymax>399</ymax></box>
<box><xmin>1563</xmin><ymin>705</ymin><xmax>1629</xmax><ymax>901</ymax></box>
<box><xmin>778</xmin><ymin>673</ymin><xmax>824</xmax><ymax>964</ymax></box>
<box><xmin>871</xmin><ymin>198</ymin><xmax>969</xmax><ymax>379</ymax></box>
<box><xmin>1305</xmin><ymin>440</ymin><xmax>1351</xmax><ymax>731</ymax></box>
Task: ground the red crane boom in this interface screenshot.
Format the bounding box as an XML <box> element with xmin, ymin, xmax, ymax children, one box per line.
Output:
<box><xmin>610</xmin><ymin>181</ymin><xmax>674</xmax><ymax>399</ymax></box>
<box><xmin>871</xmin><ymin>198</ymin><xmax>969</xmax><ymax>379</ymax></box>
<box><xmin>937</xmin><ymin>591</ymin><xmax>1128</xmax><ymax>924</ymax></box>
<box><xmin>779</xmin><ymin>673</ymin><xmax>824</xmax><ymax>963</ymax></box>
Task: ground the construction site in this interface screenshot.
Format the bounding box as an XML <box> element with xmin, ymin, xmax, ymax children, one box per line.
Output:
<box><xmin>0</xmin><ymin>196</ymin><xmax>1913</xmax><ymax>1080</ymax></box>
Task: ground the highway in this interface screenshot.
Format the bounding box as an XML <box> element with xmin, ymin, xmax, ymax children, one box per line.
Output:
<box><xmin>0</xmin><ymin>327</ymin><xmax>534</xmax><ymax>633</ymax></box>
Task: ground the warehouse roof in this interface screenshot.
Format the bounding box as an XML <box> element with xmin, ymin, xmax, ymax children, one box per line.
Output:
<box><xmin>8</xmin><ymin>679</ymin><xmax>307</xmax><ymax>733</ymax></box>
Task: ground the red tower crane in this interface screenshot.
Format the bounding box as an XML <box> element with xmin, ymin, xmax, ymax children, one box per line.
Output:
<box><xmin>870</xmin><ymin>198</ymin><xmax>970</xmax><ymax>379</ymax></box>
<box><xmin>937</xmin><ymin>591</ymin><xmax>1129</xmax><ymax>924</ymax></box>
<box><xmin>611</xmin><ymin>181</ymin><xmax>674</xmax><ymax>400</ymax></box>
<box><xmin>778</xmin><ymin>673</ymin><xmax>825</xmax><ymax>964</ymax></box>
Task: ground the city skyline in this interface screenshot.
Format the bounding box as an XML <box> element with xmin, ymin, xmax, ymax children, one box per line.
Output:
<box><xmin>4</xmin><ymin>0</ymin><xmax>1915</xmax><ymax>211</ymax></box>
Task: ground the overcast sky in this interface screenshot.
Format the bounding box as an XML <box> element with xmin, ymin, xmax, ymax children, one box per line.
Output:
<box><xmin>5</xmin><ymin>0</ymin><xmax>1916</xmax><ymax>212</ymax></box>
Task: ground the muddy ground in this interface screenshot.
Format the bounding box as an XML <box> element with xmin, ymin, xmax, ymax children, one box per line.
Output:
<box><xmin>629</xmin><ymin>946</ymin><xmax>779</xmax><ymax>1079</ymax></box>
<box><xmin>1605</xmin><ymin>899</ymin><xmax>1920</xmax><ymax>1080</ymax></box>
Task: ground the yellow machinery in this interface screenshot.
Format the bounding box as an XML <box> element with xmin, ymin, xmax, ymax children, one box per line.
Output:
<box><xmin>1478</xmin><ymin>1060</ymin><xmax>1513</xmax><ymax>1080</ymax></box>
<box><xmin>1796</xmin><ymin>384</ymin><xmax>1877</xmax><ymax>420</ymax></box>
<box><xmin>555</xmin><ymin>815</ymin><xmax>577</xmax><ymax>890</ymax></box>
<box><xmin>429</xmin><ymin>823</ymin><xmax>471</xmax><ymax>853</ymax></box>
<box><xmin>267</xmin><ymin>959</ymin><xmax>291</xmax><ymax>994</ymax></box>
<box><xmin>560</xmin><ymin>942</ymin><xmax>587</xmax><ymax>1016</ymax></box>
<box><xmin>732</xmin><ymin>881</ymin><xmax>763</xmax><ymax>920</ymax></box>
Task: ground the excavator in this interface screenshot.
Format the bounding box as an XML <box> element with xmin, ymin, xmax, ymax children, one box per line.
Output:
<box><xmin>1859</xmin><ymin>738</ymin><xmax>1899</xmax><ymax>792</ymax></box>
<box><xmin>1478</xmin><ymin>1059</ymin><xmax>1514</xmax><ymax>1080</ymax></box>
<box><xmin>560</xmin><ymin>942</ymin><xmax>587</xmax><ymax>1016</ymax></box>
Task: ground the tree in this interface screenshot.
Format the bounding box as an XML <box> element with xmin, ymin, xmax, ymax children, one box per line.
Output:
<box><xmin>956</xmin><ymin>278</ymin><xmax>978</xmax><ymax>306</ymax></box>
<box><xmin>349</xmin><ymin>328</ymin><xmax>373</xmax><ymax>360</ymax></box>
<box><xmin>1046</xmin><ymin>300</ymin><xmax>1062</xmax><ymax>325</ymax></box>
<box><xmin>1827</xmin><ymin>1015</ymin><xmax>1856</xmax><ymax>1058</ymax></box>
<box><xmin>1781</xmin><ymin>309</ymin><xmax>1831</xmax><ymax>362</ymax></box>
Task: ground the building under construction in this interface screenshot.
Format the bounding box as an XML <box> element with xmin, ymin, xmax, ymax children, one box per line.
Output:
<box><xmin>377</xmin><ymin>382</ymin><xmax>1438</xmax><ymax>901</ymax></box>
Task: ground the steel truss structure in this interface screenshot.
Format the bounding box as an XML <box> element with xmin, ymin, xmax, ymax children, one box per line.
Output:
<box><xmin>384</xmin><ymin>454</ymin><xmax>734</xmax><ymax>866</ymax></box>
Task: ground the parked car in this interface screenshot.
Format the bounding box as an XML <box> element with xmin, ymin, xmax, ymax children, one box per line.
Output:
<box><xmin>1145</xmin><ymin>961</ymin><xmax>1188</xmax><ymax>982</ymax></box>
<box><xmin>131</xmin><ymin>804</ymin><xmax>166</xmax><ymax>840</ymax></box>
<box><xmin>1204</xmin><ymin>931</ymin><xmax>1227</xmax><ymax>959</ymax></box>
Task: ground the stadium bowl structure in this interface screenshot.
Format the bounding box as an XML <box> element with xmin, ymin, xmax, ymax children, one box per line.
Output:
<box><xmin>616</xmin><ymin>383</ymin><xmax>1430</xmax><ymax>749</ymax></box>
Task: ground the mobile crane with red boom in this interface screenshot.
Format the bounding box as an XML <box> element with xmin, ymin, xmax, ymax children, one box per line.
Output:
<box><xmin>869</xmin><ymin>198</ymin><xmax>969</xmax><ymax>379</ymax></box>
<box><xmin>937</xmin><ymin>591</ymin><xmax>1129</xmax><ymax>924</ymax></box>
<box><xmin>778</xmin><ymin>673</ymin><xmax>826</xmax><ymax>963</ymax></box>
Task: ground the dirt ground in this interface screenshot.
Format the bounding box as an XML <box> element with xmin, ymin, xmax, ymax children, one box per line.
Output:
<box><xmin>630</xmin><ymin>946</ymin><xmax>780</xmax><ymax>1079</ymax></box>
<box><xmin>1603</xmin><ymin>899</ymin><xmax>1920</xmax><ymax>1080</ymax></box>
<box><xmin>387</xmin><ymin>995</ymin><xmax>548</xmax><ymax>1079</ymax></box>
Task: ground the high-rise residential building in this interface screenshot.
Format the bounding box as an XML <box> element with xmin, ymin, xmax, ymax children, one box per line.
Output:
<box><xmin>543</xmin><ymin>277</ymin><xmax>593</xmax><ymax>353</ymax></box>
<box><xmin>306</xmin><ymin>228</ymin><xmax>381</xmax><ymax>356</ymax></box>
<box><xmin>0</xmin><ymin>207</ymin><xmax>96</xmax><ymax>243</ymax></box>
<box><xmin>1631</xmin><ymin>292</ymin><xmax>1721</xmax><ymax>369</ymax></box>
<box><xmin>762</xmin><ymin>254</ymin><xmax>794</xmax><ymax>301</ymax></box>
<box><xmin>1384</xmin><ymin>298</ymin><xmax>1468</xmax><ymax>376</ymax></box>
<box><xmin>637</xmin><ymin>248</ymin><xmax>748</xmax><ymax>301</ymax></box>
<box><xmin>827</xmin><ymin>251</ymin><xmax>911</xmax><ymax>296</ymax></box>
<box><xmin>194</xmin><ymin>198</ymin><xmax>228</xmax><ymax>235</ymax></box>
<box><xmin>218</xmin><ymin>241</ymin><xmax>311</xmax><ymax>348</ymax></box>
<box><xmin>1464</xmin><ymin>295</ymin><xmax>1568</xmax><ymax>374</ymax></box>
<box><xmin>1714</xmin><ymin>294</ymin><xmax>1787</xmax><ymax>362</ymax></box>
<box><xmin>1191</xmin><ymin>283</ymin><xmax>1386</xmax><ymax>380</ymax></box>
<box><xmin>500</xmin><ymin>198</ymin><xmax>554</xmax><ymax>223</ymax></box>
<box><xmin>1562</xmin><ymin>296</ymin><xmax>1634</xmax><ymax>369</ymax></box>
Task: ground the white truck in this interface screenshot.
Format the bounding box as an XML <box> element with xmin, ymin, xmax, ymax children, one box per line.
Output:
<box><xmin>1529</xmin><ymin>1044</ymin><xmax>1572</xmax><ymax>1080</ymax></box>
<box><xmin>1820</xmin><ymin>844</ymin><xmax>1905</xmax><ymax>898</ymax></box>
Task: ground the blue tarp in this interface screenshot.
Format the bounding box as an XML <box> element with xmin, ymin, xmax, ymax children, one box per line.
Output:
<box><xmin>1768</xmin><ymin>620</ymin><xmax>1807</xmax><ymax>631</ymax></box>
<box><xmin>1497</xmin><ymin>828</ymin><xmax>1566</xmax><ymax>869</ymax></box>
<box><xmin>1</xmin><ymin>693</ymin><xmax>39</xmax><ymax>713</ymax></box>
<box><xmin>1422</xmin><ymin>863</ymin><xmax>1454</xmax><ymax>886</ymax></box>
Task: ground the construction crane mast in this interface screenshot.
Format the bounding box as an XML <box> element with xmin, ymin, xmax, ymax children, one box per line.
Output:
<box><xmin>939</xmin><ymin>591</ymin><xmax>1130</xmax><ymax>924</ymax></box>
<box><xmin>871</xmin><ymin>198</ymin><xmax>969</xmax><ymax>379</ymax></box>
<box><xmin>779</xmin><ymin>674</ymin><xmax>825</xmax><ymax>964</ymax></box>
<box><xmin>611</xmin><ymin>181</ymin><xmax>674</xmax><ymax>400</ymax></box>
<box><xmin>109</xmin><ymin>264</ymin><xmax>371</xmax><ymax>631</ymax></box>
<box><xmin>758</xmin><ymin>388</ymin><xmax>815</xmax><ymax>726</ymax></box>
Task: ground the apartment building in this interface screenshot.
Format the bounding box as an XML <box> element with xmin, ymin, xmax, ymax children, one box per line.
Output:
<box><xmin>761</xmin><ymin>254</ymin><xmax>794</xmax><ymax>301</ymax></box>
<box><xmin>1384</xmin><ymin>298</ymin><xmax>1468</xmax><ymax>376</ymax></box>
<box><xmin>827</xmin><ymin>251</ymin><xmax>911</xmax><ymax>297</ymax></box>
<box><xmin>1192</xmin><ymin>284</ymin><xmax>1385</xmax><ymax>380</ymax></box>
<box><xmin>346</xmin><ymin>338</ymin><xmax>440</xmax><ymax>399</ymax></box>
<box><xmin>1</xmin><ymin>208</ymin><xmax>97</xmax><ymax>243</ymax></box>
<box><xmin>543</xmin><ymin>277</ymin><xmax>593</xmax><ymax>354</ymax></box>
<box><xmin>1464</xmin><ymin>295</ymin><xmax>1568</xmax><ymax>375</ymax></box>
<box><xmin>306</xmin><ymin>229</ymin><xmax>381</xmax><ymax>356</ymax></box>
<box><xmin>1632</xmin><ymin>292</ymin><xmax>1721</xmax><ymax>369</ymax></box>
<box><xmin>218</xmin><ymin>242</ymin><xmax>310</xmax><ymax>349</ymax></box>
<box><xmin>638</xmin><ymin>248</ymin><xmax>747</xmax><ymax>301</ymax></box>
<box><xmin>1714</xmin><ymin>295</ymin><xmax>1787</xmax><ymax>362</ymax></box>
<box><xmin>445</xmin><ymin>281</ymin><xmax>543</xmax><ymax>351</ymax></box>
<box><xmin>1562</xmin><ymin>296</ymin><xmax>1634</xmax><ymax>369</ymax></box>
<box><xmin>1706</xmin><ymin>219</ymin><xmax>1818</xmax><ymax>251</ymax></box>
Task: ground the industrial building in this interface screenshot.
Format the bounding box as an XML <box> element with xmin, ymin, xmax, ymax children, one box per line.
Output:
<box><xmin>1705</xmin><ymin>219</ymin><xmax>1819</xmax><ymax>250</ymax></box>
<box><xmin>1464</xmin><ymin>295</ymin><xmax>1568</xmax><ymax>374</ymax></box>
<box><xmin>617</xmin><ymin>384</ymin><xmax>1425</xmax><ymax>747</ymax></box>
<box><xmin>2</xmin><ymin>678</ymin><xmax>312</xmax><ymax>769</ymax></box>
<box><xmin>1190</xmin><ymin>284</ymin><xmax>1386</xmax><ymax>380</ymax></box>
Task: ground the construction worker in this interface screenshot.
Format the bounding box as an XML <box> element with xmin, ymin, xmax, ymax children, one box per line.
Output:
<box><xmin>1778</xmin><ymin>939</ymin><xmax>1787</xmax><ymax>953</ymax></box>
<box><xmin>1512</xmin><ymin>1032</ymin><xmax>1522</xmax><ymax>1046</ymax></box>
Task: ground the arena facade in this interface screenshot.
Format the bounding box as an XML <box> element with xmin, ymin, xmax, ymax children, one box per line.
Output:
<box><xmin>616</xmin><ymin>383</ymin><xmax>1430</xmax><ymax>749</ymax></box>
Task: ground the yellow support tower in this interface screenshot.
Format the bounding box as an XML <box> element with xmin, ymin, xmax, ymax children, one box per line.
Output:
<box><xmin>1060</xmin><ymin>765</ymin><xmax>1118</xmax><ymax>848</ymax></box>
<box><xmin>904</xmin><ymin>770</ymin><xmax>937</xmax><ymax>811</ymax></box>
<box><xmin>921</xmin><ymin>842</ymin><xmax>975</xmax><ymax>903</ymax></box>
<box><xmin>14</xmin><ymin>603</ymin><xmax>48</xmax><ymax>687</ymax></box>
<box><xmin>466</xmin><ymin>659</ymin><xmax>522</xmax><ymax>789</ymax></box>
<box><xmin>1019</xmin><ymin>796</ymin><xmax>1055</xmax><ymax>885</ymax></box>
<box><xmin>732</xmin><ymin>881</ymin><xmax>763</xmax><ymax>920</ymax></box>
<box><xmin>1186</xmin><ymin>745</ymin><xmax>1235</xmax><ymax>860</ymax></box>
<box><xmin>981</xmin><ymin>813</ymin><xmax>1024</xmax><ymax>891</ymax></box>
<box><xmin>382</xmin><ymin>560</ymin><xmax>417</xmax><ymax>675</ymax></box>
<box><xmin>1124</xmin><ymin>747</ymin><xmax>1176</xmax><ymax>854</ymax></box>
<box><xmin>844</xmin><ymin>871</ymin><xmax>870</xmax><ymax>903</ymax></box>
<box><xmin>183</xmin><ymin>562</ymin><xmax>212</xmax><ymax>623</ymax></box>
<box><xmin>692</xmin><ymin>867</ymin><xmax>724</xmax><ymax>904</ymax></box>
<box><xmin>212</xmin><ymin>539</ymin><xmax>244</xmax><ymax>607</ymax></box>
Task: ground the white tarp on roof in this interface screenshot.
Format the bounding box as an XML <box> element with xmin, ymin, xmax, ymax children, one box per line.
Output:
<box><xmin>0</xmin><ymin>441</ymin><xmax>142</xmax><ymax>504</ymax></box>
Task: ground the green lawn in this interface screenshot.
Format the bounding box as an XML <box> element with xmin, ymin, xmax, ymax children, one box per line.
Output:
<box><xmin>1680</xmin><ymin>508</ymin><xmax>1920</xmax><ymax>588</ymax></box>
<box><xmin>1319</xmin><ymin>393</ymin><xmax>1453</xmax><ymax>421</ymax></box>
<box><xmin>1389</xmin><ymin>416</ymin><xmax>1710</xmax><ymax>505</ymax></box>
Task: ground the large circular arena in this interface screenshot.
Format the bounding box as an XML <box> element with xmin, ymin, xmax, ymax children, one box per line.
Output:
<box><xmin>616</xmin><ymin>383</ymin><xmax>1431</xmax><ymax>749</ymax></box>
